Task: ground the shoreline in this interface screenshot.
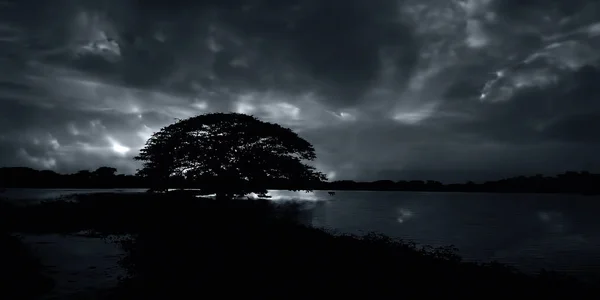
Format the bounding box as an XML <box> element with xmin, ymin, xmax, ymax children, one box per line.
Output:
<box><xmin>2</xmin><ymin>187</ymin><xmax>599</xmax><ymax>196</ymax></box>
<box><xmin>3</xmin><ymin>193</ymin><xmax>600</xmax><ymax>298</ymax></box>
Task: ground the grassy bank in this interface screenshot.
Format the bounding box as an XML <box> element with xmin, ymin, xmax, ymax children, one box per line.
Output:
<box><xmin>2</xmin><ymin>193</ymin><xmax>599</xmax><ymax>299</ymax></box>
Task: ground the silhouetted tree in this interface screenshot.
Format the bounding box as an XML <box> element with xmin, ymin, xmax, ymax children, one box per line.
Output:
<box><xmin>93</xmin><ymin>167</ymin><xmax>117</xmax><ymax>178</ymax></box>
<box><xmin>90</xmin><ymin>167</ymin><xmax>118</xmax><ymax>188</ymax></box>
<box><xmin>135</xmin><ymin>113</ymin><xmax>327</xmax><ymax>199</ymax></box>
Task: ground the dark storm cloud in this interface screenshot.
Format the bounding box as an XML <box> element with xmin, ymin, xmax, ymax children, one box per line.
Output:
<box><xmin>454</xmin><ymin>65</ymin><xmax>600</xmax><ymax>144</ymax></box>
<box><xmin>1</xmin><ymin>0</ymin><xmax>600</xmax><ymax>181</ymax></box>
<box><xmin>3</xmin><ymin>0</ymin><xmax>417</xmax><ymax>107</ymax></box>
<box><xmin>218</xmin><ymin>0</ymin><xmax>417</xmax><ymax>104</ymax></box>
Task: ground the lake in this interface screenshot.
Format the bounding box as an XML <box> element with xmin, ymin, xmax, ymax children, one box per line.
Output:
<box><xmin>3</xmin><ymin>188</ymin><xmax>600</xmax><ymax>297</ymax></box>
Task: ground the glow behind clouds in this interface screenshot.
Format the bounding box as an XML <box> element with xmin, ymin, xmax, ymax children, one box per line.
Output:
<box><xmin>1</xmin><ymin>0</ymin><xmax>600</xmax><ymax>182</ymax></box>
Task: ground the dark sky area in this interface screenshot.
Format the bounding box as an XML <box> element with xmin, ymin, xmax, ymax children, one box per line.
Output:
<box><xmin>1</xmin><ymin>0</ymin><xmax>600</xmax><ymax>182</ymax></box>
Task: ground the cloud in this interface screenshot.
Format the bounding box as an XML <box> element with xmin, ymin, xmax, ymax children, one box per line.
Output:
<box><xmin>1</xmin><ymin>0</ymin><xmax>600</xmax><ymax>181</ymax></box>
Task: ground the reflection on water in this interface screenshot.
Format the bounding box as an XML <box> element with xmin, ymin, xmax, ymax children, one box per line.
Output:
<box><xmin>256</xmin><ymin>190</ymin><xmax>322</xmax><ymax>201</ymax></box>
<box><xmin>396</xmin><ymin>208</ymin><xmax>414</xmax><ymax>224</ymax></box>
<box><xmin>185</xmin><ymin>189</ymin><xmax>323</xmax><ymax>202</ymax></box>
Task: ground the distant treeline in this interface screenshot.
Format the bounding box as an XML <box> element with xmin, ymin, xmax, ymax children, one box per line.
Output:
<box><xmin>1</xmin><ymin>167</ymin><xmax>599</xmax><ymax>195</ymax></box>
<box><xmin>0</xmin><ymin>167</ymin><xmax>146</xmax><ymax>188</ymax></box>
<box><xmin>324</xmin><ymin>172</ymin><xmax>600</xmax><ymax>195</ymax></box>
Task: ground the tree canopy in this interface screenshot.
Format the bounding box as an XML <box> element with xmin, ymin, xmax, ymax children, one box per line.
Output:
<box><xmin>135</xmin><ymin>113</ymin><xmax>327</xmax><ymax>199</ymax></box>
<box><xmin>93</xmin><ymin>167</ymin><xmax>117</xmax><ymax>178</ymax></box>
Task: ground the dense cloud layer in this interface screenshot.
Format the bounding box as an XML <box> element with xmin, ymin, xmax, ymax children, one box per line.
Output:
<box><xmin>1</xmin><ymin>0</ymin><xmax>599</xmax><ymax>182</ymax></box>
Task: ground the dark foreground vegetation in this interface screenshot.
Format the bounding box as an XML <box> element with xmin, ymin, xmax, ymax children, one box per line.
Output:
<box><xmin>0</xmin><ymin>232</ymin><xmax>54</xmax><ymax>299</ymax></box>
<box><xmin>1</xmin><ymin>193</ymin><xmax>599</xmax><ymax>299</ymax></box>
<box><xmin>3</xmin><ymin>167</ymin><xmax>600</xmax><ymax>195</ymax></box>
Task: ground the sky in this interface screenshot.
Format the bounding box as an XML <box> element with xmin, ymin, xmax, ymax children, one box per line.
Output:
<box><xmin>1</xmin><ymin>0</ymin><xmax>600</xmax><ymax>183</ymax></box>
